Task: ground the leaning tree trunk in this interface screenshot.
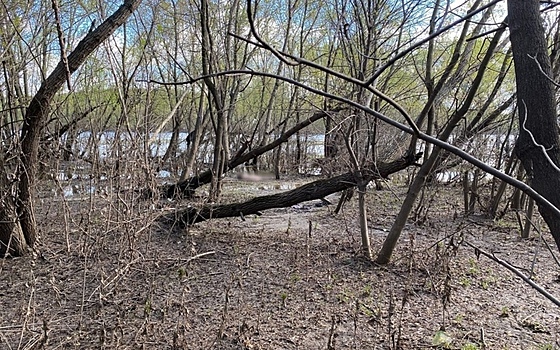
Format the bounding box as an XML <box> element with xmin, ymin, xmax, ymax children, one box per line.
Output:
<box><xmin>508</xmin><ymin>0</ymin><xmax>560</xmax><ymax>251</ymax></box>
<box><xmin>376</xmin><ymin>24</ymin><xmax>505</xmax><ymax>264</ymax></box>
<box><xmin>0</xmin><ymin>0</ymin><xmax>142</xmax><ymax>257</ymax></box>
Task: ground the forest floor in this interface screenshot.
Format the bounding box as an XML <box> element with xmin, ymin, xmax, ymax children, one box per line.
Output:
<box><xmin>1</xmin><ymin>174</ymin><xmax>560</xmax><ymax>349</ymax></box>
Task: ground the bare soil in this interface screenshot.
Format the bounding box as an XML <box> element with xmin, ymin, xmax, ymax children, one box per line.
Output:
<box><xmin>1</xmin><ymin>177</ymin><xmax>559</xmax><ymax>349</ymax></box>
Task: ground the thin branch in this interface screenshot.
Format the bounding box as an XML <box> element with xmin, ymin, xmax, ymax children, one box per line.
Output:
<box><xmin>465</xmin><ymin>240</ymin><xmax>560</xmax><ymax>308</ymax></box>
<box><xmin>246</xmin><ymin>0</ymin><xmax>298</xmax><ymax>66</ymax></box>
<box><xmin>520</xmin><ymin>100</ymin><xmax>560</xmax><ymax>173</ymax></box>
<box><xmin>227</xmin><ymin>33</ymin><xmax>420</xmax><ymax>136</ymax></box>
<box><xmin>51</xmin><ymin>0</ymin><xmax>72</xmax><ymax>91</ymax></box>
<box><xmin>528</xmin><ymin>53</ymin><xmax>560</xmax><ymax>88</ymax></box>
<box><xmin>366</xmin><ymin>0</ymin><xmax>503</xmax><ymax>85</ymax></box>
<box><xmin>467</xmin><ymin>23</ymin><xmax>507</xmax><ymax>42</ymax></box>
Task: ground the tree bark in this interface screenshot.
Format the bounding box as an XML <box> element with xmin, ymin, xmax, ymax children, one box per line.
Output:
<box><xmin>168</xmin><ymin>152</ymin><xmax>421</xmax><ymax>225</ymax></box>
<box><xmin>0</xmin><ymin>0</ymin><xmax>142</xmax><ymax>257</ymax></box>
<box><xmin>0</xmin><ymin>153</ymin><xmax>26</xmax><ymax>256</ymax></box>
<box><xmin>508</xmin><ymin>0</ymin><xmax>560</xmax><ymax>250</ymax></box>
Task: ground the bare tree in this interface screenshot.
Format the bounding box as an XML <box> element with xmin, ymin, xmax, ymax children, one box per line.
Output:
<box><xmin>376</xmin><ymin>19</ymin><xmax>508</xmax><ymax>264</ymax></box>
<box><xmin>0</xmin><ymin>0</ymin><xmax>142</xmax><ymax>257</ymax></box>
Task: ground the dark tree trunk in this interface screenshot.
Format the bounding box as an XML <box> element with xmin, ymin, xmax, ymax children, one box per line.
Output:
<box><xmin>0</xmin><ymin>160</ymin><xmax>26</xmax><ymax>256</ymax></box>
<box><xmin>508</xmin><ymin>0</ymin><xmax>560</xmax><ymax>250</ymax></box>
<box><xmin>0</xmin><ymin>0</ymin><xmax>142</xmax><ymax>257</ymax></box>
<box><xmin>168</xmin><ymin>152</ymin><xmax>421</xmax><ymax>225</ymax></box>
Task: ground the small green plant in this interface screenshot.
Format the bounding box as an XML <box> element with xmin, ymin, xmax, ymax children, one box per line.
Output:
<box><xmin>290</xmin><ymin>273</ymin><xmax>301</xmax><ymax>283</ymax></box>
<box><xmin>536</xmin><ymin>343</ymin><xmax>554</xmax><ymax>350</ymax></box>
<box><xmin>177</xmin><ymin>267</ymin><xmax>186</xmax><ymax>279</ymax></box>
<box><xmin>453</xmin><ymin>313</ymin><xmax>464</xmax><ymax>324</ymax></box>
<box><xmin>362</xmin><ymin>284</ymin><xmax>372</xmax><ymax>297</ymax></box>
<box><xmin>499</xmin><ymin>306</ymin><xmax>510</xmax><ymax>318</ymax></box>
<box><xmin>432</xmin><ymin>330</ymin><xmax>452</xmax><ymax>348</ymax></box>
<box><xmin>144</xmin><ymin>298</ymin><xmax>152</xmax><ymax>317</ymax></box>
<box><xmin>280</xmin><ymin>292</ymin><xmax>288</xmax><ymax>307</ymax></box>
<box><xmin>461</xmin><ymin>343</ymin><xmax>480</xmax><ymax>350</ymax></box>
<box><xmin>359</xmin><ymin>303</ymin><xmax>378</xmax><ymax>318</ymax></box>
<box><xmin>467</xmin><ymin>258</ymin><xmax>479</xmax><ymax>276</ymax></box>
<box><xmin>480</xmin><ymin>275</ymin><xmax>496</xmax><ymax>290</ymax></box>
<box><xmin>330</xmin><ymin>273</ymin><xmax>339</xmax><ymax>282</ymax></box>
<box><xmin>459</xmin><ymin>276</ymin><xmax>471</xmax><ymax>287</ymax></box>
<box><xmin>337</xmin><ymin>293</ymin><xmax>349</xmax><ymax>304</ymax></box>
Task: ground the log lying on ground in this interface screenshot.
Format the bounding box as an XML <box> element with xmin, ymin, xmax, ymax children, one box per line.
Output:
<box><xmin>168</xmin><ymin>152</ymin><xmax>421</xmax><ymax>225</ymax></box>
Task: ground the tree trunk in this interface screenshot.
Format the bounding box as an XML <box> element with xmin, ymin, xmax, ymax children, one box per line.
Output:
<box><xmin>508</xmin><ymin>0</ymin><xmax>560</xmax><ymax>250</ymax></box>
<box><xmin>179</xmin><ymin>93</ymin><xmax>210</xmax><ymax>182</ymax></box>
<box><xmin>168</xmin><ymin>152</ymin><xmax>421</xmax><ymax>225</ymax></box>
<box><xmin>0</xmin><ymin>156</ymin><xmax>27</xmax><ymax>256</ymax></box>
<box><xmin>357</xmin><ymin>182</ymin><xmax>372</xmax><ymax>259</ymax></box>
<box><xmin>0</xmin><ymin>0</ymin><xmax>142</xmax><ymax>257</ymax></box>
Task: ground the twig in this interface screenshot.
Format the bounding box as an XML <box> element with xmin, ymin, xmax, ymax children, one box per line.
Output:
<box><xmin>466</xmin><ymin>23</ymin><xmax>507</xmax><ymax>42</ymax></box>
<box><xmin>480</xmin><ymin>327</ymin><xmax>487</xmax><ymax>348</ymax></box>
<box><xmin>137</xmin><ymin>252</ymin><xmax>219</xmax><ymax>264</ymax></box>
<box><xmin>246</xmin><ymin>0</ymin><xmax>297</xmax><ymax>66</ymax></box>
<box><xmin>327</xmin><ymin>315</ymin><xmax>337</xmax><ymax>350</ymax></box>
<box><xmin>528</xmin><ymin>53</ymin><xmax>560</xmax><ymax>88</ymax></box>
<box><xmin>465</xmin><ymin>240</ymin><xmax>560</xmax><ymax>307</ymax></box>
<box><xmin>51</xmin><ymin>0</ymin><xmax>72</xmax><ymax>91</ymax></box>
<box><xmin>212</xmin><ymin>287</ymin><xmax>230</xmax><ymax>348</ymax></box>
<box><xmin>18</xmin><ymin>271</ymin><xmax>35</xmax><ymax>349</ymax></box>
<box><xmin>519</xmin><ymin>212</ymin><xmax>560</xmax><ymax>268</ymax></box>
<box><xmin>367</xmin><ymin>0</ymin><xmax>502</xmax><ymax>85</ymax></box>
<box><xmin>306</xmin><ymin>220</ymin><xmax>312</xmax><ymax>258</ymax></box>
<box><xmin>520</xmin><ymin>100</ymin><xmax>560</xmax><ymax>173</ymax></box>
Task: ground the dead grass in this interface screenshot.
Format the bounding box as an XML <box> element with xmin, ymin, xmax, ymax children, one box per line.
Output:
<box><xmin>1</xmin><ymin>177</ymin><xmax>559</xmax><ymax>349</ymax></box>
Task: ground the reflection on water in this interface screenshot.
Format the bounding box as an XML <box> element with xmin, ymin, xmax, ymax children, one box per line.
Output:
<box><xmin>61</xmin><ymin>184</ymin><xmax>97</xmax><ymax>197</ymax></box>
<box><xmin>259</xmin><ymin>183</ymin><xmax>296</xmax><ymax>191</ymax></box>
<box><xmin>54</xmin><ymin>167</ymin><xmax>172</xmax><ymax>198</ymax></box>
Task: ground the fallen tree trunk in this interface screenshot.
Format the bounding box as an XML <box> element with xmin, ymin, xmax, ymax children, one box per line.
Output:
<box><xmin>169</xmin><ymin>152</ymin><xmax>421</xmax><ymax>225</ymax></box>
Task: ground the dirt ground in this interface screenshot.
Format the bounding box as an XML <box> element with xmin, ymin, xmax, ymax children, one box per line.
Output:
<box><xmin>1</xmin><ymin>176</ymin><xmax>559</xmax><ymax>349</ymax></box>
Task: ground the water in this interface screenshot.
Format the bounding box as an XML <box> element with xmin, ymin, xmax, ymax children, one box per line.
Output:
<box><xmin>53</xmin><ymin>131</ymin><xmax>510</xmax><ymax>197</ymax></box>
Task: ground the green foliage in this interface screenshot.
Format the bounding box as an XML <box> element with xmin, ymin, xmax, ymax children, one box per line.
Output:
<box><xmin>453</xmin><ymin>313</ymin><xmax>464</xmax><ymax>324</ymax></box>
<box><xmin>467</xmin><ymin>258</ymin><xmax>479</xmax><ymax>276</ymax></box>
<box><xmin>280</xmin><ymin>291</ymin><xmax>288</xmax><ymax>307</ymax></box>
<box><xmin>499</xmin><ymin>306</ymin><xmax>510</xmax><ymax>318</ymax></box>
<box><xmin>480</xmin><ymin>275</ymin><xmax>496</xmax><ymax>290</ymax></box>
<box><xmin>432</xmin><ymin>330</ymin><xmax>453</xmax><ymax>348</ymax></box>
<box><xmin>459</xmin><ymin>276</ymin><xmax>471</xmax><ymax>287</ymax></box>
<box><xmin>461</xmin><ymin>343</ymin><xmax>480</xmax><ymax>350</ymax></box>
<box><xmin>144</xmin><ymin>298</ymin><xmax>152</xmax><ymax>317</ymax></box>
